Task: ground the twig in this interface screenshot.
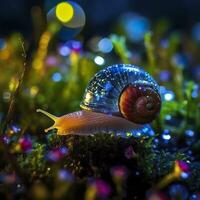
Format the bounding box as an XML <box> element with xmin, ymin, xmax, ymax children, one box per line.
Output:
<box><xmin>0</xmin><ymin>37</ymin><xmax>30</xmax><ymax>187</ymax></box>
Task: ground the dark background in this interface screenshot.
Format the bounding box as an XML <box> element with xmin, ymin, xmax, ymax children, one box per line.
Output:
<box><xmin>0</xmin><ymin>0</ymin><xmax>200</xmax><ymax>37</ymax></box>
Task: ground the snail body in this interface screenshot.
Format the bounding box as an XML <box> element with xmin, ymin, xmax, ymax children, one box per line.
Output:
<box><xmin>36</xmin><ymin>109</ymin><xmax>153</xmax><ymax>137</ymax></box>
<box><xmin>38</xmin><ymin>64</ymin><xmax>161</xmax><ymax>137</ymax></box>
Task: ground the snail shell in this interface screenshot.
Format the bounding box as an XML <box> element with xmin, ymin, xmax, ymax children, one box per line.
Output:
<box><xmin>80</xmin><ymin>64</ymin><xmax>161</xmax><ymax>124</ymax></box>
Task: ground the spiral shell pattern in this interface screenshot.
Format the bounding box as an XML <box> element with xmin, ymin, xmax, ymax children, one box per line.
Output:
<box><xmin>80</xmin><ymin>64</ymin><xmax>160</xmax><ymax>117</ymax></box>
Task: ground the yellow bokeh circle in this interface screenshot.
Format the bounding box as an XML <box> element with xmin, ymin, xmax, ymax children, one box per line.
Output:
<box><xmin>56</xmin><ymin>2</ymin><xmax>74</xmax><ymax>23</ymax></box>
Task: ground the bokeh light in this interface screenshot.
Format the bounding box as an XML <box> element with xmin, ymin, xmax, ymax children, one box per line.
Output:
<box><xmin>94</xmin><ymin>56</ymin><xmax>105</xmax><ymax>65</ymax></box>
<box><xmin>56</xmin><ymin>2</ymin><xmax>74</xmax><ymax>23</ymax></box>
<box><xmin>98</xmin><ymin>38</ymin><xmax>113</xmax><ymax>53</ymax></box>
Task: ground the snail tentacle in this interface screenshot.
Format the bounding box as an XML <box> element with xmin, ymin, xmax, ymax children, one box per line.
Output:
<box><xmin>37</xmin><ymin>109</ymin><xmax>59</xmax><ymax>133</ymax></box>
<box><xmin>36</xmin><ymin>109</ymin><xmax>58</xmax><ymax>121</ymax></box>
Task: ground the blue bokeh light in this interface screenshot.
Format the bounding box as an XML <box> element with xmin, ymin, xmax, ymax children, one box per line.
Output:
<box><xmin>52</xmin><ymin>72</ymin><xmax>62</xmax><ymax>82</ymax></box>
<box><xmin>98</xmin><ymin>38</ymin><xmax>113</xmax><ymax>53</ymax></box>
<box><xmin>121</xmin><ymin>13</ymin><xmax>150</xmax><ymax>42</ymax></box>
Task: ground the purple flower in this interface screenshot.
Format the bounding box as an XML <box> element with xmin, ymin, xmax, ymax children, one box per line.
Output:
<box><xmin>124</xmin><ymin>145</ymin><xmax>137</xmax><ymax>159</ymax></box>
<box><xmin>58</xmin><ymin>169</ymin><xmax>74</xmax><ymax>182</ymax></box>
<box><xmin>65</xmin><ymin>40</ymin><xmax>82</xmax><ymax>53</ymax></box>
<box><xmin>92</xmin><ymin>179</ymin><xmax>111</xmax><ymax>198</ymax></box>
<box><xmin>176</xmin><ymin>160</ymin><xmax>190</xmax><ymax>172</ymax></box>
<box><xmin>2</xmin><ymin>135</ymin><xmax>10</xmax><ymax>144</ymax></box>
<box><xmin>19</xmin><ymin>138</ymin><xmax>32</xmax><ymax>152</ymax></box>
<box><xmin>47</xmin><ymin>147</ymin><xmax>68</xmax><ymax>162</ymax></box>
<box><xmin>159</xmin><ymin>70</ymin><xmax>171</xmax><ymax>82</ymax></box>
<box><xmin>10</xmin><ymin>124</ymin><xmax>21</xmax><ymax>133</ymax></box>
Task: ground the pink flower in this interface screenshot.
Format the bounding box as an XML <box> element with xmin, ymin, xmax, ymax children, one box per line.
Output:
<box><xmin>92</xmin><ymin>179</ymin><xmax>111</xmax><ymax>198</ymax></box>
<box><xmin>110</xmin><ymin>166</ymin><xmax>128</xmax><ymax>180</ymax></box>
<box><xmin>19</xmin><ymin>138</ymin><xmax>32</xmax><ymax>152</ymax></box>
<box><xmin>176</xmin><ymin>160</ymin><xmax>190</xmax><ymax>172</ymax></box>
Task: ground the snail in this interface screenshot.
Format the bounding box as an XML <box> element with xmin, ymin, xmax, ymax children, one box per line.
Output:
<box><xmin>37</xmin><ymin>64</ymin><xmax>161</xmax><ymax>137</ymax></box>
